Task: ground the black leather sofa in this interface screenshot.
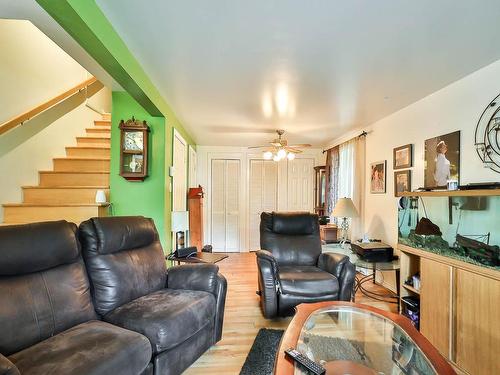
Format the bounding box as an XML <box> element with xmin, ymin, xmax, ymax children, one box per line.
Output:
<box><xmin>256</xmin><ymin>212</ymin><xmax>356</xmax><ymax>318</ymax></box>
<box><xmin>0</xmin><ymin>217</ymin><xmax>227</xmax><ymax>375</ymax></box>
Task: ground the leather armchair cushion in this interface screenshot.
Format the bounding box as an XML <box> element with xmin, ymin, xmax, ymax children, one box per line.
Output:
<box><xmin>8</xmin><ymin>321</ymin><xmax>151</xmax><ymax>375</ymax></box>
<box><xmin>103</xmin><ymin>289</ymin><xmax>216</xmax><ymax>354</ymax></box>
<box><xmin>79</xmin><ymin>217</ymin><xmax>167</xmax><ymax>316</ymax></box>
<box><xmin>80</xmin><ymin>216</ymin><xmax>157</xmax><ymax>255</ymax></box>
<box><xmin>0</xmin><ymin>354</ymin><xmax>19</xmax><ymax>375</ymax></box>
<box><xmin>269</xmin><ymin>212</ymin><xmax>314</xmax><ymax>235</ymax></box>
<box><xmin>260</xmin><ymin>212</ymin><xmax>322</xmax><ymax>266</ymax></box>
<box><xmin>279</xmin><ymin>266</ymin><xmax>339</xmax><ymax>297</ymax></box>
<box><xmin>0</xmin><ymin>221</ymin><xmax>79</xmax><ymax>276</ymax></box>
<box><xmin>0</xmin><ymin>261</ymin><xmax>97</xmax><ymax>356</ymax></box>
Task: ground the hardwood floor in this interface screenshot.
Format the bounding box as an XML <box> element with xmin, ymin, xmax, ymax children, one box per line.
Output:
<box><xmin>184</xmin><ymin>252</ymin><xmax>397</xmax><ymax>375</ymax></box>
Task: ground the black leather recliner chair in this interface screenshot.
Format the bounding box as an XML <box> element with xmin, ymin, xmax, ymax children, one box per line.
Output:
<box><xmin>256</xmin><ymin>212</ymin><xmax>356</xmax><ymax>318</ymax></box>
<box><xmin>79</xmin><ymin>216</ymin><xmax>227</xmax><ymax>375</ymax></box>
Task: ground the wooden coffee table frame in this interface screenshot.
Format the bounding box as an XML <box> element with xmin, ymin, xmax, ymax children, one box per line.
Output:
<box><xmin>274</xmin><ymin>301</ymin><xmax>456</xmax><ymax>375</ymax></box>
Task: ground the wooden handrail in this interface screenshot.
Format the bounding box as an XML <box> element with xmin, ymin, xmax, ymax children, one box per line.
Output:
<box><xmin>0</xmin><ymin>77</ymin><xmax>98</xmax><ymax>136</ymax></box>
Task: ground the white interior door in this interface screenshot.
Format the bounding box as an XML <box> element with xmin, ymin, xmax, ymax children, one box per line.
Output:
<box><xmin>287</xmin><ymin>158</ymin><xmax>314</xmax><ymax>211</ymax></box>
<box><xmin>210</xmin><ymin>159</ymin><xmax>241</xmax><ymax>252</ymax></box>
<box><xmin>249</xmin><ymin>159</ymin><xmax>278</xmax><ymax>250</ymax></box>
<box><xmin>172</xmin><ymin>130</ymin><xmax>187</xmax><ymax>211</ymax></box>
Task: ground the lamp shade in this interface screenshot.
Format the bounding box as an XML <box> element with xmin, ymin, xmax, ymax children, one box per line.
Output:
<box><xmin>171</xmin><ymin>211</ymin><xmax>189</xmax><ymax>232</ymax></box>
<box><xmin>331</xmin><ymin>198</ymin><xmax>358</xmax><ymax>218</ymax></box>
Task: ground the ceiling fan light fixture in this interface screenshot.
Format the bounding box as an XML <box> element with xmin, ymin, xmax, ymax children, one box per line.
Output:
<box><xmin>277</xmin><ymin>149</ymin><xmax>287</xmax><ymax>159</ymax></box>
<box><xmin>273</xmin><ymin>154</ymin><xmax>281</xmax><ymax>162</ymax></box>
<box><xmin>287</xmin><ymin>152</ymin><xmax>296</xmax><ymax>160</ymax></box>
<box><xmin>263</xmin><ymin>151</ymin><xmax>273</xmax><ymax>160</ymax></box>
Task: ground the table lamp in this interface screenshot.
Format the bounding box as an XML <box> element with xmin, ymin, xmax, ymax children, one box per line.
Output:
<box><xmin>331</xmin><ymin>197</ymin><xmax>358</xmax><ymax>245</ymax></box>
<box><xmin>171</xmin><ymin>211</ymin><xmax>189</xmax><ymax>250</ymax></box>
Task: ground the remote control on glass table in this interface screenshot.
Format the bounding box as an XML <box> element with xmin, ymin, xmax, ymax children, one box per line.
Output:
<box><xmin>285</xmin><ymin>348</ymin><xmax>326</xmax><ymax>375</ymax></box>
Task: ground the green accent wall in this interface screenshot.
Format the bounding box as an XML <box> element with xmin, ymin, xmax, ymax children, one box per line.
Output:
<box><xmin>36</xmin><ymin>0</ymin><xmax>197</xmax><ymax>249</ymax></box>
<box><xmin>110</xmin><ymin>92</ymin><xmax>167</xmax><ymax>246</ymax></box>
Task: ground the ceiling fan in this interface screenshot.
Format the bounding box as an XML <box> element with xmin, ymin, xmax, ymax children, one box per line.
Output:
<box><xmin>248</xmin><ymin>129</ymin><xmax>311</xmax><ymax>161</ymax></box>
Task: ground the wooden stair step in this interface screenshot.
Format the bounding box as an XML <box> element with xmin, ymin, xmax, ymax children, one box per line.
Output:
<box><xmin>23</xmin><ymin>186</ymin><xmax>109</xmax><ymax>204</ymax></box>
<box><xmin>2</xmin><ymin>204</ymin><xmax>109</xmax><ymax>225</ymax></box>
<box><xmin>39</xmin><ymin>171</ymin><xmax>109</xmax><ymax>187</ymax></box>
<box><xmin>94</xmin><ymin>119</ymin><xmax>111</xmax><ymax>126</ymax></box>
<box><xmin>53</xmin><ymin>157</ymin><xmax>110</xmax><ymax>172</ymax></box>
<box><xmin>66</xmin><ymin>146</ymin><xmax>110</xmax><ymax>157</ymax></box>
<box><xmin>77</xmin><ymin>137</ymin><xmax>110</xmax><ymax>147</ymax></box>
<box><xmin>85</xmin><ymin>126</ymin><xmax>111</xmax><ymax>137</ymax></box>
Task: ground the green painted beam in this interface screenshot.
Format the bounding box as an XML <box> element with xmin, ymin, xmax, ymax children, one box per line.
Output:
<box><xmin>36</xmin><ymin>0</ymin><xmax>195</xmax><ymax>145</ymax></box>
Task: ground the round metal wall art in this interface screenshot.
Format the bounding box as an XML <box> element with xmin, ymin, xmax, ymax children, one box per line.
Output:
<box><xmin>475</xmin><ymin>93</ymin><xmax>500</xmax><ymax>173</ymax></box>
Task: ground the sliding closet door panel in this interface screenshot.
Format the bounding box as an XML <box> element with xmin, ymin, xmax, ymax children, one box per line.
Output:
<box><xmin>211</xmin><ymin>159</ymin><xmax>226</xmax><ymax>251</ymax></box>
<box><xmin>263</xmin><ymin>161</ymin><xmax>278</xmax><ymax>210</ymax></box>
<box><xmin>225</xmin><ymin>160</ymin><xmax>240</xmax><ymax>252</ymax></box>
<box><xmin>287</xmin><ymin>158</ymin><xmax>314</xmax><ymax>212</ymax></box>
<box><xmin>249</xmin><ymin>160</ymin><xmax>278</xmax><ymax>250</ymax></box>
<box><xmin>249</xmin><ymin>160</ymin><xmax>264</xmax><ymax>250</ymax></box>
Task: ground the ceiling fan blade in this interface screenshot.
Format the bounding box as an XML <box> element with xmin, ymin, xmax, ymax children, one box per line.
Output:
<box><xmin>270</xmin><ymin>142</ymin><xmax>282</xmax><ymax>147</ymax></box>
<box><xmin>247</xmin><ymin>145</ymin><xmax>270</xmax><ymax>149</ymax></box>
<box><xmin>285</xmin><ymin>147</ymin><xmax>303</xmax><ymax>153</ymax></box>
<box><xmin>288</xmin><ymin>144</ymin><xmax>312</xmax><ymax>148</ymax></box>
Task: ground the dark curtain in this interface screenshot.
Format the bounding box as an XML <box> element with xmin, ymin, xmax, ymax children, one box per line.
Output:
<box><xmin>325</xmin><ymin>146</ymin><xmax>340</xmax><ymax>218</ymax></box>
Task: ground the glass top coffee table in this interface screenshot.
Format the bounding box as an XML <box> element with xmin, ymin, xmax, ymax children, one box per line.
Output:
<box><xmin>275</xmin><ymin>301</ymin><xmax>455</xmax><ymax>375</ymax></box>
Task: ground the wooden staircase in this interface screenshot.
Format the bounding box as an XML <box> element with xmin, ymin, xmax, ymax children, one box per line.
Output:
<box><xmin>2</xmin><ymin>115</ymin><xmax>111</xmax><ymax>225</ymax></box>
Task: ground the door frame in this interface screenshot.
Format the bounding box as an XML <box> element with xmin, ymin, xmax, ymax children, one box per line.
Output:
<box><xmin>188</xmin><ymin>145</ymin><xmax>197</xmax><ymax>188</ymax></box>
<box><xmin>172</xmin><ymin>129</ymin><xmax>188</xmax><ymax>211</ymax></box>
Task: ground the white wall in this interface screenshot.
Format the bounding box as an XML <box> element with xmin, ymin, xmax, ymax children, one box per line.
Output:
<box><xmin>197</xmin><ymin>146</ymin><xmax>324</xmax><ymax>251</ymax></box>
<box><xmin>361</xmin><ymin>59</ymin><xmax>500</xmax><ymax>290</ymax></box>
<box><xmin>0</xmin><ymin>20</ymin><xmax>111</xmax><ymax>221</ymax></box>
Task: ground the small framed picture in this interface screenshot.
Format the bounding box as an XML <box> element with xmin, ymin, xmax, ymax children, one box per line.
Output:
<box><xmin>394</xmin><ymin>170</ymin><xmax>411</xmax><ymax>197</ymax></box>
<box><xmin>393</xmin><ymin>144</ymin><xmax>413</xmax><ymax>169</ymax></box>
<box><xmin>370</xmin><ymin>160</ymin><xmax>386</xmax><ymax>194</ymax></box>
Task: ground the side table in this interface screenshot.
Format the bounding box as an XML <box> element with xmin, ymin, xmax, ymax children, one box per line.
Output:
<box><xmin>167</xmin><ymin>252</ymin><xmax>228</xmax><ymax>265</ymax></box>
<box><xmin>322</xmin><ymin>244</ymin><xmax>400</xmax><ymax>307</ymax></box>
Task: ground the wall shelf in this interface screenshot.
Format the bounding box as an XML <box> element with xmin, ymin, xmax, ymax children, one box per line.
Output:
<box><xmin>400</xmin><ymin>189</ymin><xmax>500</xmax><ymax>197</ymax></box>
<box><xmin>402</xmin><ymin>283</ymin><xmax>420</xmax><ymax>295</ymax></box>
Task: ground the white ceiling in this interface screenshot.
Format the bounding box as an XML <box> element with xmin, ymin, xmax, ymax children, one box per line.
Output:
<box><xmin>96</xmin><ymin>0</ymin><xmax>500</xmax><ymax>147</ymax></box>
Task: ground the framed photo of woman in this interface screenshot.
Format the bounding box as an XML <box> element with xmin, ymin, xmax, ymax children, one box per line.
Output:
<box><xmin>424</xmin><ymin>131</ymin><xmax>460</xmax><ymax>188</ymax></box>
<box><xmin>394</xmin><ymin>170</ymin><xmax>411</xmax><ymax>196</ymax></box>
<box><xmin>393</xmin><ymin>144</ymin><xmax>412</xmax><ymax>169</ymax></box>
<box><xmin>370</xmin><ymin>160</ymin><xmax>386</xmax><ymax>193</ymax></box>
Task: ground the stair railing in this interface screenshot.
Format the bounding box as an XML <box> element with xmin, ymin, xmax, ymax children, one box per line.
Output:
<box><xmin>0</xmin><ymin>77</ymin><xmax>98</xmax><ymax>136</ymax></box>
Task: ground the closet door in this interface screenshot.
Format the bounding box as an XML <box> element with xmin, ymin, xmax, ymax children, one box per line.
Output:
<box><xmin>249</xmin><ymin>160</ymin><xmax>278</xmax><ymax>250</ymax></box>
<box><xmin>287</xmin><ymin>158</ymin><xmax>314</xmax><ymax>211</ymax></box>
<box><xmin>210</xmin><ymin>159</ymin><xmax>241</xmax><ymax>252</ymax></box>
<box><xmin>224</xmin><ymin>160</ymin><xmax>240</xmax><ymax>252</ymax></box>
<box><xmin>211</xmin><ymin>159</ymin><xmax>226</xmax><ymax>251</ymax></box>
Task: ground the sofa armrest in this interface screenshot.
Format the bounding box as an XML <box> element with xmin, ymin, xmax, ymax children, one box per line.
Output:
<box><xmin>167</xmin><ymin>263</ymin><xmax>219</xmax><ymax>294</ymax></box>
<box><xmin>318</xmin><ymin>252</ymin><xmax>356</xmax><ymax>301</ymax></box>
<box><xmin>256</xmin><ymin>250</ymin><xmax>280</xmax><ymax>318</ymax></box>
<box><xmin>166</xmin><ymin>264</ymin><xmax>227</xmax><ymax>343</ymax></box>
<box><xmin>0</xmin><ymin>354</ymin><xmax>20</xmax><ymax>375</ymax></box>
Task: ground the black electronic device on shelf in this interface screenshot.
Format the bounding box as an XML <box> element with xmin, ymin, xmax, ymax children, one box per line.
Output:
<box><xmin>459</xmin><ymin>182</ymin><xmax>500</xmax><ymax>190</ymax></box>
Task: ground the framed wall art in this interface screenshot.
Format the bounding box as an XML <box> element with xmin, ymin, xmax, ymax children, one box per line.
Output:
<box><xmin>394</xmin><ymin>170</ymin><xmax>411</xmax><ymax>196</ymax></box>
<box><xmin>370</xmin><ymin>160</ymin><xmax>386</xmax><ymax>193</ymax></box>
<box><xmin>393</xmin><ymin>144</ymin><xmax>413</xmax><ymax>169</ymax></box>
<box><xmin>424</xmin><ymin>131</ymin><xmax>460</xmax><ymax>188</ymax></box>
